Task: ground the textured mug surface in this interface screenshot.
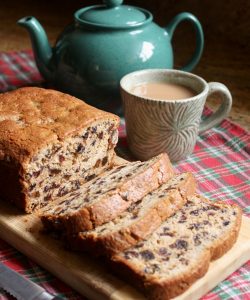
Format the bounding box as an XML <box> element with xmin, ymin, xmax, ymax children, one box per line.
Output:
<box><xmin>121</xmin><ymin>69</ymin><xmax>232</xmax><ymax>162</ymax></box>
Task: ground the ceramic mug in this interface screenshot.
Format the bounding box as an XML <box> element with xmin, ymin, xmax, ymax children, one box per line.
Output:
<box><xmin>120</xmin><ymin>69</ymin><xmax>232</xmax><ymax>162</ymax></box>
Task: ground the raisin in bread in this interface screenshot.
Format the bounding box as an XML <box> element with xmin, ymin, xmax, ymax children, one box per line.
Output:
<box><xmin>0</xmin><ymin>87</ymin><xmax>120</xmax><ymax>212</ymax></box>
<box><xmin>40</xmin><ymin>153</ymin><xmax>174</xmax><ymax>233</ymax></box>
<box><xmin>69</xmin><ymin>172</ymin><xmax>196</xmax><ymax>256</ymax></box>
<box><xmin>111</xmin><ymin>195</ymin><xmax>242</xmax><ymax>300</ymax></box>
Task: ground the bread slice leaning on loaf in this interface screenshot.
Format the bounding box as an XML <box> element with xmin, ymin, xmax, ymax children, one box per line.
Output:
<box><xmin>69</xmin><ymin>172</ymin><xmax>196</xmax><ymax>256</ymax></box>
<box><xmin>40</xmin><ymin>153</ymin><xmax>174</xmax><ymax>233</ymax></box>
<box><xmin>0</xmin><ymin>87</ymin><xmax>120</xmax><ymax>212</ymax></box>
<box><xmin>111</xmin><ymin>195</ymin><xmax>242</xmax><ymax>300</ymax></box>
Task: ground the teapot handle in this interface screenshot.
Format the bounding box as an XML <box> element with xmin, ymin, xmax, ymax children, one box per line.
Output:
<box><xmin>166</xmin><ymin>12</ymin><xmax>204</xmax><ymax>72</ymax></box>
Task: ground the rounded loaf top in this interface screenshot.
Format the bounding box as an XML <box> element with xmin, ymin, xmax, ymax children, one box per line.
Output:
<box><xmin>0</xmin><ymin>87</ymin><xmax>119</xmax><ymax>163</ymax></box>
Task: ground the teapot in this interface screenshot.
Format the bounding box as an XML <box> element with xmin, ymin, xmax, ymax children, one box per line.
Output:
<box><xmin>18</xmin><ymin>0</ymin><xmax>204</xmax><ymax>115</ymax></box>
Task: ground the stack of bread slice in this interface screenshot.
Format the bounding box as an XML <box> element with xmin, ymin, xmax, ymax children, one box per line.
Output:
<box><xmin>39</xmin><ymin>152</ymin><xmax>242</xmax><ymax>300</ymax></box>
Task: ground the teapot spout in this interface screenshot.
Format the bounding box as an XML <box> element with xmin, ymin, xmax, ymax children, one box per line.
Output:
<box><xmin>17</xmin><ymin>16</ymin><xmax>53</xmax><ymax>81</ymax></box>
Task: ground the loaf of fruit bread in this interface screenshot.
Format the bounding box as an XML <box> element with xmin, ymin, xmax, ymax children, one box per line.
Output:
<box><xmin>40</xmin><ymin>153</ymin><xmax>174</xmax><ymax>233</ymax></box>
<box><xmin>0</xmin><ymin>87</ymin><xmax>120</xmax><ymax>212</ymax></box>
<box><xmin>111</xmin><ymin>194</ymin><xmax>242</xmax><ymax>300</ymax></box>
<box><xmin>69</xmin><ymin>172</ymin><xmax>196</xmax><ymax>256</ymax></box>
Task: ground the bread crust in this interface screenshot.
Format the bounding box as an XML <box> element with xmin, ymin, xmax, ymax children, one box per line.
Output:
<box><xmin>111</xmin><ymin>197</ymin><xmax>242</xmax><ymax>300</ymax></box>
<box><xmin>70</xmin><ymin>172</ymin><xmax>196</xmax><ymax>255</ymax></box>
<box><xmin>0</xmin><ymin>160</ymin><xmax>27</xmax><ymax>210</ymax></box>
<box><xmin>41</xmin><ymin>153</ymin><xmax>174</xmax><ymax>233</ymax></box>
<box><xmin>0</xmin><ymin>87</ymin><xmax>119</xmax><ymax>164</ymax></box>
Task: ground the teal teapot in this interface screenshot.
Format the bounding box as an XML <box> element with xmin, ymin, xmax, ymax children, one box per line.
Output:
<box><xmin>18</xmin><ymin>0</ymin><xmax>204</xmax><ymax>114</ymax></box>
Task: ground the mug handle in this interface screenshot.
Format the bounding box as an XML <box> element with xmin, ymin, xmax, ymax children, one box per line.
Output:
<box><xmin>166</xmin><ymin>12</ymin><xmax>204</xmax><ymax>72</ymax></box>
<box><xmin>199</xmin><ymin>82</ymin><xmax>232</xmax><ymax>134</ymax></box>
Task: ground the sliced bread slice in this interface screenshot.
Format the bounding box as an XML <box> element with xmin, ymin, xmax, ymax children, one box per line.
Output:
<box><xmin>69</xmin><ymin>172</ymin><xmax>196</xmax><ymax>256</ymax></box>
<box><xmin>40</xmin><ymin>153</ymin><xmax>174</xmax><ymax>234</ymax></box>
<box><xmin>111</xmin><ymin>194</ymin><xmax>242</xmax><ymax>300</ymax></box>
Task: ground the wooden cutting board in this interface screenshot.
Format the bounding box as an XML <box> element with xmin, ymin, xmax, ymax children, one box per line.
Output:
<box><xmin>0</xmin><ymin>156</ymin><xmax>249</xmax><ymax>300</ymax></box>
<box><xmin>0</xmin><ymin>202</ymin><xmax>249</xmax><ymax>300</ymax></box>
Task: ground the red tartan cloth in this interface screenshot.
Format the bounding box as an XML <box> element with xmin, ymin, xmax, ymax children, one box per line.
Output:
<box><xmin>0</xmin><ymin>50</ymin><xmax>250</xmax><ymax>300</ymax></box>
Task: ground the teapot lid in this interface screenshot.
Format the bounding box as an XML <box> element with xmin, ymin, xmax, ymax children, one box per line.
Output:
<box><xmin>74</xmin><ymin>0</ymin><xmax>152</xmax><ymax>29</ymax></box>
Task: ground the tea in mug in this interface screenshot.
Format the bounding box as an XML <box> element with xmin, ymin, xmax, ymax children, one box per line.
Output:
<box><xmin>131</xmin><ymin>82</ymin><xmax>196</xmax><ymax>100</ymax></box>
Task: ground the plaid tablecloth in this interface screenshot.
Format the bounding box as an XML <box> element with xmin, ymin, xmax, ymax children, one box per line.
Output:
<box><xmin>0</xmin><ymin>50</ymin><xmax>249</xmax><ymax>300</ymax></box>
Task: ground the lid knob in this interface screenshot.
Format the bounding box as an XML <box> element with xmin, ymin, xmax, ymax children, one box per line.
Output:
<box><xmin>103</xmin><ymin>0</ymin><xmax>123</xmax><ymax>8</ymax></box>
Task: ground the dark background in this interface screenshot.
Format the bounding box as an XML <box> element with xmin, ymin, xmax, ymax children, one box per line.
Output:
<box><xmin>1</xmin><ymin>0</ymin><xmax>249</xmax><ymax>50</ymax></box>
<box><xmin>0</xmin><ymin>0</ymin><xmax>249</xmax><ymax>129</ymax></box>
